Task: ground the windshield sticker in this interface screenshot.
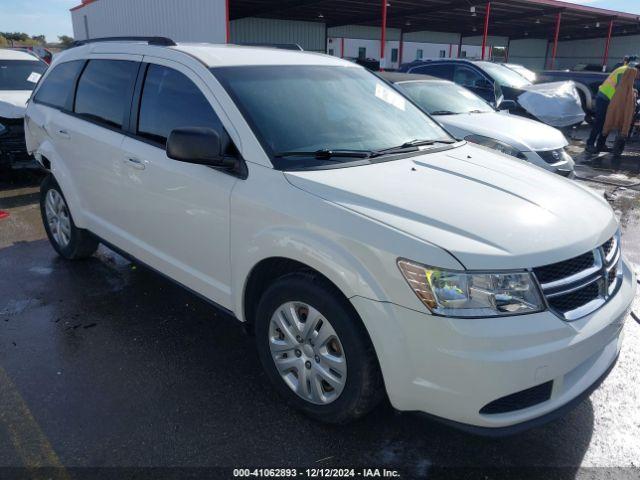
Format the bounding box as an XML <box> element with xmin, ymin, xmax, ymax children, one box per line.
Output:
<box><xmin>27</xmin><ymin>72</ymin><xmax>42</xmax><ymax>84</ymax></box>
<box><xmin>375</xmin><ymin>83</ymin><xmax>406</xmax><ymax>111</ymax></box>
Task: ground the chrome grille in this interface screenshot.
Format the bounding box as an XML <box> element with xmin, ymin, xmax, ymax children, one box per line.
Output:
<box><xmin>533</xmin><ymin>233</ymin><xmax>622</xmax><ymax>321</ymax></box>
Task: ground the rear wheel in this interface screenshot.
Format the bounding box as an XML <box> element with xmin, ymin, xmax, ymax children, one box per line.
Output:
<box><xmin>40</xmin><ymin>175</ymin><xmax>98</xmax><ymax>260</ymax></box>
<box><xmin>255</xmin><ymin>273</ymin><xmax>384</xmax><ymax>423</ymax></box>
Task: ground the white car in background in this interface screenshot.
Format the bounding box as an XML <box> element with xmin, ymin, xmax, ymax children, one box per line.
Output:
<box><xmin>25</xmin><ymin>38</ymin><xmax>634</xmax><ymax>435</ymax></box>
<box><xmin>381</xmin><ymin>72</ymin><xmax>575</xmax><ymax>177</ymax></box>
<box><xmin>0</xmin><ymin>48</ymin><xmax>47</xmax><ymax>169</ymax></box>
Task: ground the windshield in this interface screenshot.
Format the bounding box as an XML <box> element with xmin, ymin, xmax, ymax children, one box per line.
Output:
<box><xmin>212</xmin><ymin>65</ymin><xmax>453</xmax><ymax>167</ymax></box>
<box><xmin>505</xmin><ymin>64</ymin><xmax>537</xmax><ymax>83</ymax></box>
<box><xmin>397</xmin><ymin>80</ymin><xmax>493</xmax><ymax>115</ymax></box>
<box><xmin>0</xmin><ymin>60</ymin><xmax>47</xmax><ymax>91</ymax></box>
<box><xmin>476</xmin><ymin>62</ymin><xmax>532</xmax><ymax>89</ymax></box>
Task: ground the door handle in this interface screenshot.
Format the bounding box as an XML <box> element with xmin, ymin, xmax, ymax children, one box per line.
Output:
<box><xmin>57</xmin><ymin>129</ymin><xmax>70</xmax><ymax>139</ymax></box>
<box><xmin>123</xmin><ymin>157</ymin><xmax>146</xmax><ymax>170</ymax></box>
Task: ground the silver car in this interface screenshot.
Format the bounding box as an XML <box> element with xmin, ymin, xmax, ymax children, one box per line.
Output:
<box><xmin>382</xmin><ymin>72</ymin><xmax>575</xmax><ymax>177</ymax></box>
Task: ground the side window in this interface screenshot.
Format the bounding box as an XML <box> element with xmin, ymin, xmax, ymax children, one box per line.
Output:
<box><xmin>33</xmin><ymin>60</ymin><xmax>85</xmax><ymax>109</ymax></box>
<box><xmin>137</xmin><ymin>64</ymin><xmax>223</xmax><ymax>148</ymax></box>
<box><xmin>411</xmin><ymin>64</ymin><xmax>454</xmax><ymax>80</ymax></box>
<box><xmin>454</xmin><ymin>66</ymin><xmax>483</xmax><ymax>87</ymax></box>
<box><xmin>74</xmin><ymin>59</ymin><xmax>138</xmax><ymax>129</ymax></box>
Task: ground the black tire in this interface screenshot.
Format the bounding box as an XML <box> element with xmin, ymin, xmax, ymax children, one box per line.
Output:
<box><xmin>40</xmin><ymin>174</ymin><xmax>99</xmax><ymax>260</ymax></box>
<box><xmin>255</xmin><ymin>272</ymin><xmax>384</xmax><ymax>424</ymax></box>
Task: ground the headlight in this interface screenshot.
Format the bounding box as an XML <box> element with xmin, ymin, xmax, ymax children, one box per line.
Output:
<box><xmin>397</xmin><ymin>259</ymin><xmax>545</xmax><ymax>317</ymax></box>
<box><xmin>465</xmin><ymin>134</ymin><xmax>526</xmax><ymax>160</ymax></box>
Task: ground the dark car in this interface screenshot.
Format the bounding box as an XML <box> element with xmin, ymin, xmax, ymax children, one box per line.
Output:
<box><xmin>398</xmin><ymin>59</ymin><xmax>531</xmax><ymax>108</ymax></box>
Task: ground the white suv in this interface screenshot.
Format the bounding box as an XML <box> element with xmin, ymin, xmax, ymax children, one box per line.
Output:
<box><xmin>25</xmin><ymin>38</ymin><xmax>636</xmax><ymax>435</ymax></box>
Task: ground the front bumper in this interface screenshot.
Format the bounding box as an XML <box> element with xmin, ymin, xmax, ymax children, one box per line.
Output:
<box><xmin>351</xmin><ymin>258</ymin><xmax>635</xmax><ymax>433</ymax></box>
<box><xmin>0</xmin><ymin>118</ymin><xmax>33</xmax><ymax>168</ymax></box>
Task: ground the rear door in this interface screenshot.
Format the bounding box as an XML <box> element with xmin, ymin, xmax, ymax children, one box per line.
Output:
<box><xmin>119</xmin><ymin>59</ymin><xmax>239</xmax><ymax>307</ymax></box>
<box><xmin>63</xmin><ymin>55</ymin><xmax>141</xmax><ymax>241</ymax></box>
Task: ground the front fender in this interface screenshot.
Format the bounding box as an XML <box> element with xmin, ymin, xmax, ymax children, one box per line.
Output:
<box><xmin>233</xmin><ymin>226</ymin><xmax>386</xmax><ymax>322</ymax></box>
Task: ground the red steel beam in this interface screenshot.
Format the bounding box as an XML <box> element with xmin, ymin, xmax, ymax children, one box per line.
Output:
<box><xmin>603</xmin><ymin>19</ymin><xmax>614</xmax><ymax>68</ymax></box>
<box><xmin>380</xmin><ymin>0</ymin><xmax>388</xmax><ymax>70</ymax></box>
<box><xmin>481</xmin><ymin>2</ymin><xmax>491</xmax><ymax>60</ymax></box>
<box><xmin>341</xmin><ymin>37</ymin><xmax>345</xmax><ymax>58</ymax></box>
<box><xmin>226</xmin><ymin>0</ymin><xmax>230</xmax><ymax>43</ymax></box>
<box><xmin>550</xmin><ymin>12</ymin><xmax>562</xmax><ymax>68</ymax></box>
<box><xmin>399</xmin><ymin>30</ymin><xmax>404</xmax><ymax>65</ymax></box>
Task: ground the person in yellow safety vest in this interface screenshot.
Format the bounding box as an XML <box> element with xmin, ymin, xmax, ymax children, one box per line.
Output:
<box><xmin>586</xmin><ymin>57</ymin><xmax>639</xmax><ymax>153</ymax></box>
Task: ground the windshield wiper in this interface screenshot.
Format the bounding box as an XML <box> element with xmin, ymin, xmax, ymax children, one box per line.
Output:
<box><xmin>468</xmin><ymin>109</ymin><xmax>488</xmax><ymax>114</ymax></box>
<box><xmin>274</xmin><ymin>149</ymin><xmax>373</xmax><ymax>160</ymax></box>
<box><xmin>430</xmin><ymin>110</ymin><xmax>458</xmax><ymax>116</ymax></box>
<box><xmin>371</xmin><ymin>139</ymin><xmax>457</xmax><ymax>158</ymax></box>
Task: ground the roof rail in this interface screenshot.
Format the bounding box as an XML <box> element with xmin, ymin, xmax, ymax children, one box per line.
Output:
<box><xmin>237</xmin><ymin>43</ymin><xmax>304</xmax><ymax>51</ymax></box>
<box><xmin>71</xmin><ymin>36</ymin><xmax>177</xmax><ymax>48</ymax></box>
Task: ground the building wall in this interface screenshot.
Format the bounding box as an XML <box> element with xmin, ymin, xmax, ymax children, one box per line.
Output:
<box><xmin>554</xmin><ymin>34</ymin><xmax>639</xmax><ymax>70</ymax></box>
<box><xmin>70</xmin><ymin>0</ymin><xmax>226</xmax><ymax>43</ymax></box>
<box><xmin>328</xmin><ymin>25</ymin><xmax>401</xmax><ymax>41</ymax></box>
<box><xmin>230</xmin><ymin>18</ymin><xmax>326</xmax><ymax>52</ymax></box>
<box><xmin>508</xmin><ymin>38</ymin><xmax>549</xmax><ymax>70</ymax></box>
<box><xmin>461</xmin><ymin>35</ymin><xmax>509</xmax><ymax>47</ymax></box>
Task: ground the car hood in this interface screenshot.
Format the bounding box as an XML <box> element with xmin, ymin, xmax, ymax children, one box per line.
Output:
<box><xmin>436</xmin><ymin>111</ymin><xmax>568</xmax><ymax>152</ymax></box>
<box><xmin>285</xmin><ymin>144</ymin><xmax>617</xmax><ymax>270</ymax></box>
<box><xmin>0</xmin><ymin>91</ymin><xmax>30</xmax><ymax>119</ymax></box>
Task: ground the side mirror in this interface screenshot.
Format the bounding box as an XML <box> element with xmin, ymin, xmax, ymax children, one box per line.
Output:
<box><xmin>167</xmin><ymin>127</ymin><xmax>236</xmax><ymax>168</ymax></box>
<box><xmin>498</xmin><ymin>99</ymin><xmax>518</xmax><ymax>111</ymax></box>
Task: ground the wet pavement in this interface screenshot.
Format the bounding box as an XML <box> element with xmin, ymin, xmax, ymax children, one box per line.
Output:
<box><xmin>1</xmin><ymin>138</ymin><xmax>640</xmax><ymax>479</ymax></box>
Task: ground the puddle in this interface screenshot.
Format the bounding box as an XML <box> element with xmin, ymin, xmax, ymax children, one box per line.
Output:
<box><xmin>29</xmin><ymin>266</ymin><xmax>53</xmax><ymax>275</ymax></box>
<box><xmin>0</xmin><ymin>298</ymin><xmax>41</xmax><ymax>317</ymax></box>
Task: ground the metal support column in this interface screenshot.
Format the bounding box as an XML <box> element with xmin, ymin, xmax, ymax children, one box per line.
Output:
<box><xmin>226</xmin><ymin>0</ymin><xmax>230</xmax><ymax>43</ymax></box>
<box><xmin>603</xmin><ymin>20</ymin><xmax>614</xmax><ymax>70</ymax></box>
<box><xmin>380</xmin><ymin>0</ymin><xmax>388</xmax><ymax>70</ymax></box>
<box><xmin>550</xmin><ymin>12</ymin><xmax>562</xmax><ymax>69</ymax></box>
<box><xmin>481</xmin><ymin>2</ymin><xmax>491</xmax><ymax>60</ymax></box>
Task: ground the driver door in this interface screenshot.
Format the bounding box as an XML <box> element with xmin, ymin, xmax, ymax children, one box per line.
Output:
<box><xmin>453</xmin><ymin>65</ymin><xmax>495</xmax><ymax>104</ymax></box>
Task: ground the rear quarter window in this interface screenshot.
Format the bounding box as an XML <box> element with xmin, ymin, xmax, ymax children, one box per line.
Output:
<box><xmin>33</xmin><ymin>60</ymin><xmax>84</xmax><ymax>109</ymax></box>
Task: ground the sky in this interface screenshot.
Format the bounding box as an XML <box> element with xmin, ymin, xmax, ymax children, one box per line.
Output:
<box><xmin>0</xmin><ymin>0</ymin><xmax>639</xmax><ymax>43</ymax></box>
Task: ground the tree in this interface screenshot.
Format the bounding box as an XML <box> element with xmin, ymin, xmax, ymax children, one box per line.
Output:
<box><xmin>31</xmin><ymin>34</ymin><xmax>46</xmax><ymax>44</ymax></box>
<box><xmin>0</xmin><ymin>35</ymin><xmax>8</xmax><ymax>47</ymax></box>
<box><xmin>58</xmin><ymin>35</ymin><xmax>75</xmax><ymax>48</ymax></box>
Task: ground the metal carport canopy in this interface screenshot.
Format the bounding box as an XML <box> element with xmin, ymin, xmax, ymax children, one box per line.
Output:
<box><xmin>229</xmin><ymin>0</ymin><xmax>640</xmax><ymax>41</ymax></box>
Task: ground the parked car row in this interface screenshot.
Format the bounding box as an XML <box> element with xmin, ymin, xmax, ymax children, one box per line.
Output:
<box><xmin>10</xmin><ymin>39</ymin><xmax>637</xmax><ymax>435</ymax></box>
<box><xmin>399</xmin><ymin>59</ymin><xmax>586</xmax><ymax>128</ymax></box>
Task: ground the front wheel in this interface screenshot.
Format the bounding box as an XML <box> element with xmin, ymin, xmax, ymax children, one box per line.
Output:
<box><xmin>40</xmin><ymin>175</ymin><xmax>98</xmax><ymax>260</ymax></box>
<box><xmin>255</xmin><ymin>273</ymin><xmax>384</xmax><ymax>424</ymax></box>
